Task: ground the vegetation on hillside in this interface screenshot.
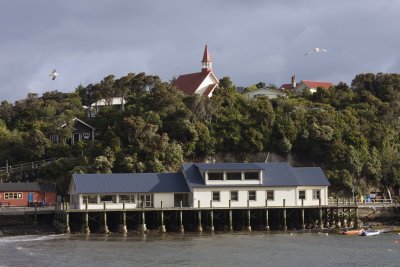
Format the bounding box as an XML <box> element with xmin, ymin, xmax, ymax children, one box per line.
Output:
<box><xmin>1</xmin><ymin>72</ymin><xmax>400</xmax><ymax>199</ymax></box>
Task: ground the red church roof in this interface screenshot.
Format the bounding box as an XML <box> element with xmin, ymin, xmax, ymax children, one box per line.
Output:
<box><xmin>173</xmin><ymin>71</ymin><xmax>211</xmax><ymax>95</ymax></box>
<box><xmin>202</xmin><ymin>44</ymin><xmax>212</xmax><ymax>62</ymax></box>
<box><xmin>302</xmin><ymin>80</ymin><xmax>334</xmax><ymax>90</ymax></box>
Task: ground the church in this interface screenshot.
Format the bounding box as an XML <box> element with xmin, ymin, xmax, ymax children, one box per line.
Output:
<box><xmin>172</xmin><ymin>44</ymin><xmax>219</xmax><ymax>97</ymax></box>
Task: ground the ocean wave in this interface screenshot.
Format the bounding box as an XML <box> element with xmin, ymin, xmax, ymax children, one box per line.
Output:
<box><xmin>0</xmin><ymin>234</ymin><xmax>65</xmax><ymax>244</ymax></box>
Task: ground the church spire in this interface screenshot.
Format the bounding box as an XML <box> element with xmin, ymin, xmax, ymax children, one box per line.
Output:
<box><xmin>201</xmin><ymin>43</ymin><xmax>212</xmax><ymax>73</ymax></box>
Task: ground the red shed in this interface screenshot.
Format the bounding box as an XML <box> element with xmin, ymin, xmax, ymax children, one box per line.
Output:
<box><xmin>0</xmin><ymin>182</ymin><xmax>57</xmax><ymax>207</ymax></box>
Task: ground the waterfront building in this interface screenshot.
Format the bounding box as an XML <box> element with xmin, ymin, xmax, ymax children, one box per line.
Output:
<box><xmin>68</xmin><ymin>162</ymin><xmax>330</xmax><ymax>210</ymax></box>
<box><xmin>0</xmin><ymin>182</ymin><xmax>56</xmax><ymax>207</ymax></box>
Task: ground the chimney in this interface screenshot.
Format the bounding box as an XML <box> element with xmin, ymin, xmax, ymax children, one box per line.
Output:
<box><xmin>291</xmin><ymin>75</ymin><xmax>296</xmax><ymax>89</ymax></box>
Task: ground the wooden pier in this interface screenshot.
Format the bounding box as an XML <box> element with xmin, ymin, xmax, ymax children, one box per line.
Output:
<box><xmin>54</xmin><ymin>198</ymin><xmax>380</xmax><ymax>234</ymax></box>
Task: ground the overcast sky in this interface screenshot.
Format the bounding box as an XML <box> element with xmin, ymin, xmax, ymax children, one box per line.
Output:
<box><xmin>1</xmin><ymin>0</ymin><xmax>399</xmax><ymax>102</ymax></box>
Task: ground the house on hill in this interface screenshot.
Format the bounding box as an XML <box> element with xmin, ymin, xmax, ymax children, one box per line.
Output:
<box><xmin>295</xmin><ymin>80</ymin><xmax>335</xmax><ymax>94</ymax></box>
<box><xmin>49</xmin><ymin>118</ymin><xmax>95</xmax><ymax>145</ymax></box>
<box><xmin>68</xmin><ymin>162</ymin><xmax>330</xmax><ymax>210</ymax></box>
<box><xmin>85</xmin><ymin>97</ymin><xmax>126</xmax><ymax>118</ymax></box>
<box><xmin>172</xmin><ymin>44</ymin><xmax>219</xmax><ymax>97</ymax></box>
<box><xmin>279</xmin><ymin>75</ymin><xmax>334</xmax><ymax>94</ymax></box>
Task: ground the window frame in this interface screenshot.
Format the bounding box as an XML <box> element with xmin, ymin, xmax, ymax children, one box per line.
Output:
<box><xmin>208</xmin><ymin>172</ymin><xmax>224</xmax><ymax>181</ymax></box>
<box><xmin>212</xmin><ymin>191</ymin><xmax>221</xmax><ymax>202</ymax></box>
<box><xmin>230</xmin><ymin>191</ymin><xmax>239</xmax><ymax>201</ymax></box>
<box><xmin>299</xmin><ymin>190</ymin><xmax>306</xmax><ymax>200</ymax></box>
<box><xmin>248</xmin><ymin>190</ymin><xmax>257</xmax><ymax>201</ymax></box>
<box><xmin>226</xmin><ymin>172</ymin><xmax>242</xmax><ymax>180</ymax></box>
<box><xmin>312</xmin><ymin>189</ymin><xmax>321</xmax><ymax>200</ymax></box>
<box><xmin>266</xmin><ymin>190</ymin><xmax>274</xmax><ymax>201</ymax></box>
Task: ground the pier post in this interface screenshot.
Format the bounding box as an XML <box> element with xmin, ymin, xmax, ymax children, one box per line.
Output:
<box><xmin>197</xmin><ymin>201</ymin><xmax>203</xmax><ymax>232</ymax></box>
<box><xmin>159</xmin><ymin>201</ymin><xmax>166</xmax><ymax>233</ymax></box>
<box><xmin>179</xmin><ymin>201</ymin><xmax>184</xmax><ymax>233</ymax></box>
<box><xmin>283</xmin><ymin>199</ymin><xmax>287</xmax><ymax>231</ymax></box>
<box><xmin>34</xmin><ymin>203</ymin><xmax>38</xmax><ymax>225</ymax></box>
<box><xmin>319</xmin><ymin>198</ymin><xmax>323</xmax><ymax>229</ymax></box>
<box><xmin>65</xmin><ymin>212</ymin><xmax>71</xmax><ymax>234</ymax></box>
<box><xmin>209</xmin><ymin>200</ymin><xmax>214</xmax><ymax>232</ymax></box>
<box><xmin>102</xmin><ymin>212</ymin><xmax>110</xmax><ymax>234</ymax></box>
<box><xmin>265</xmin><ymin>199</ymin><xmax>270</xmax><ymax>231</ymax></box>
<box><xmin>138</xmin><ymin>206</ymin><xmax>147</xmax><ymax>232</ymax></box>
<box><xmin>120</xmin><ymin>202</ymin><xmax>128</xmax><ymax>234</ymax></box>
<box><xmin>247</xmin><ymin>209</ymin><xmax>252</xmax><ymax>231</ymax></box>
<box><xmin>228</xmin><ymin>200</ymin><xmax>233</xmax><ymax>231</ymax></box>
<box><xmin>335</xmin><ymin>208</ymin><xmax>341</xmax><ymax>228</ymax></box>
<box><xmin>354</xmin><ymin>207</ymin><xmax>359</xmax><ymax>228</ymax></box>
<box><xmin>301</xmin><ymin>199</ymin><xmax>305</xmax><ymax>230</ymax></box>
<box><xmin>84</xmin><ymin>212</ymin><xmax>90</xmax><ymax>234</ymax></box>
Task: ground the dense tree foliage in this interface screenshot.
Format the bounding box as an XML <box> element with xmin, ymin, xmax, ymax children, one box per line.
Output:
<box><xmin>1</xmin><ymin>72</ymin><xmax>400</xmax><ymax>198</ymax></box>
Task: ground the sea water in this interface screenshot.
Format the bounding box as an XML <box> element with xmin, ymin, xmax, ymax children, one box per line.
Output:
<box><xmin>0</xmin><ymin>231</ymin><xmax>399</xmax><ymax>267</ymax></box>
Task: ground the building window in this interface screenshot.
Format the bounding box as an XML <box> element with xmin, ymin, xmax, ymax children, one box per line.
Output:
<box><xmin>100</xmin><ymin>195</ymin><xmax>116</xmax><ymax>203</ymax></box>
<box><xmin>226</xmin><ymin>172</ymin><xmax>241</xmax><ymax>180</ymax></box>
<box><xmin>299</xmin><ymin>190</ymin><xmax>306</xmax><ymax>200</ymax></box>
<box><xmin>230</xmin><ymin>191</ymin><xmax>238</xmax><ymax>201</ymax></box>
<box><xmin>208</xmin><ymin>172</ymin><xmax>224</xmax><ymax>180</ymax></box>
<box><xmin>212</xmin><ymin>191</ymin><xmax>220</xmax><ymax>201</ymax></box>
<box><xmin>266</xmin><ymin>190</ymin><xmax>274</xmax><ymax>201</ymax></box>
<box><xmin>248</xmin><ymin>191</ymin><xmax>256</xmax><ymax>201</ymax></box>
<box><xmin>312</xmin><ymin>190</ymin><xmax>321</xmax><ymax>200</ymax></box>
<box><xmin>82</xmin><ymin>133</ymin><xmax>91</xmax><ymax>140</ymax></box>
<box><xmin>244</xmin><ymin>172</ymin><xmax>259</xmax><ymax>180</ymax></box>
<box><xmin>4</xmin><ymin>192</ymin><xmax>23</xmax><ymax>199</ymax></box>
<box><xmin>119</xmin><ymin>194</ymin><xmax>135</xmax><ymax>203</ymax></box>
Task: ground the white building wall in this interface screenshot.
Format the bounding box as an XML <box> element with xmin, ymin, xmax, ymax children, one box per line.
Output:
<box><xmin>153</xmin><ymin>193</ymin><xmax>175</xmax><ymax>208</ymax></box>
<box><xmin>192</xmin><ymin>187</ymin><xmax>311</xmax><ymax>208</ymax></box>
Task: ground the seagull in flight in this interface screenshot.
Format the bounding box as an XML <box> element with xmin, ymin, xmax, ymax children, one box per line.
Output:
<box><xmin>49</xmin><ymin>69</ymin><xmax>59</xmax><ymax>80</ymax></box>
<box><xmin>305</xmin><ymin>48</ymin><xmax>328</xmax><ymax>55</ymax></box>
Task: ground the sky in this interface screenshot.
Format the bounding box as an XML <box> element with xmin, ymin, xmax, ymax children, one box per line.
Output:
<box><xmin>0</xmin><ymin>0</ymin><xmax>399</xmax><ymax>102</ymax></box>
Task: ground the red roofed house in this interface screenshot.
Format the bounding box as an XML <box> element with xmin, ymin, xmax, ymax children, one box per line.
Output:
<box><xmin>295</xmin><ymin>80</ymin><xmax>334</xmax><ymax>94</ymax></box>
<box><xmin>279</xmin><ymin>75</ymin><xmax>334</xmax><ymax>94</ymax></box>
<box><xmin>172</xmin><ymin>44</ymin><xmax>219</xmax><ymax>97</ymax></box>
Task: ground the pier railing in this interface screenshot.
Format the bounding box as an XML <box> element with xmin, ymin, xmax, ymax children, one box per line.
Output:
<box><xmin>328</xmin><ymin>197</ymin><xmax>398</xmax><ymax>208</ymax></box>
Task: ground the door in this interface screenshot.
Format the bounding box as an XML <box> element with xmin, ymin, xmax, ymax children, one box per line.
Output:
<box><xmin>139</xmin><ymin>194</ymin><xmax>153</xmax><ymax>208</ymax></box>
<box><xmin>72</xmin><ymin>133</ymin><xmax>81</xmax><ymax>145</ymax></box>
<box><xmin>174</xmin><ymin>193</ymin><xmax>189</xmax><ymax>207</ymax></box>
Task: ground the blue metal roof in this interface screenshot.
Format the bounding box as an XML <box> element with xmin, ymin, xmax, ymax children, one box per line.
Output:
<box><xmin>182</xmin><ymin>162</ymin><xmax>330</xmax><ymax>188</ymax></box>
<box><xmin>73</xmin><ymin>173</ymin><xmax>190</xmax><ymax>194</ymax></box>
<box><xmin>292</xmin><ymin>167</ymin><xmax>331</xmax><ymax>186</ymax></box>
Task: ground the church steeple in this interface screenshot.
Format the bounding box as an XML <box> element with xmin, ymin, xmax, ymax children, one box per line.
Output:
<box><xmin>201</xmin><ymin>44</ymin><xmax>212</xmax><ymax>73</ymax></box>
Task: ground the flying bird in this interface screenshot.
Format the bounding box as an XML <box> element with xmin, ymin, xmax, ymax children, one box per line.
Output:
<box><xmin>49</xmin><ymin>69</ymin><xmax>59</xmax><ymax>80</ymax></box>
<box><xmin>305</xmin><ymin>48</ymin><xmax>328</xmax><ymax>55</ymax></box>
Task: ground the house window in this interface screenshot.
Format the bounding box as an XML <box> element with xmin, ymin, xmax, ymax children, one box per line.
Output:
<box><xmin>230</xmin><ymin>191</ymin><xmax>238</xmax><ymax>201</ymax></box>
<box><xmin>83</xmin><ymin>195</ymin><xmax>98</xmax><ymax>204</ymax></box>
<box><xmin>119</xmin><ymin>194</ymin><xmax>135</xmax><ymax>203</ymax></box>
<box><xmin>212</xmin><ymin>191</ymin><xmax>220</xmax><ymax>201</ymax></box>
<box><xmin>226</xmin><ymin>172</ymin><xmax>241</xmax><ymax>180</ymax></box>
<box><xmin>82</xmin><ymin>133</ymin><xmax>91</xmax><ymax>140</ymax></box>
<box><xmin>4</xmin><ymin>192</ymin><xmax>22</xmax><ymax>199</ymax></box>
<box><xmin>248</xmin><ymin>191</ymin><xmax>256</xmax><ymax>201</ymax></box>
<box><xmin>312</xmin><ymin>190</ymin><xmax>321</xmax><ymax>200</ymax></box>
<box><xmin>244</xmin><ymin>172</ymin><xmax>259</xmax><ymax>180</ymax></box>
<box><xmin>100</xmin><ymin>195</ymin><xmax>116</xmax><ymax>203</ymax></box>
<box><xmin>266</xmin><ymin>190</ymin><xmax>274</xmax><ymax>201</ymax></box>
<box><xmin>299</xmin><ymin>190</ymin><xmax>306</xmax><ymax>200</ymax></box>
<box><xmin>208</xmin><ymin>172</ymin><xmax>224</xmax><ymax>180</ymax></box>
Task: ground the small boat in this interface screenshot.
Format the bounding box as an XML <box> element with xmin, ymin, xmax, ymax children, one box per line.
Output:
<box><xmin>361</xmin><ymin>229</ymin><xmax>380</xmax><ymax>236</ymax></box>
<box><xmin>339</xmin><ymin>229</ymin><xmax>363</xmax><ymax>235</ymax></box>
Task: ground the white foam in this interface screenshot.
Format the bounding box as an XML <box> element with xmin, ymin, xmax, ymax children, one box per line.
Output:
<box><xmin>0</xmin><ymin>234</ymin><xmax>65</xmax><ymax>244</ymax></box>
